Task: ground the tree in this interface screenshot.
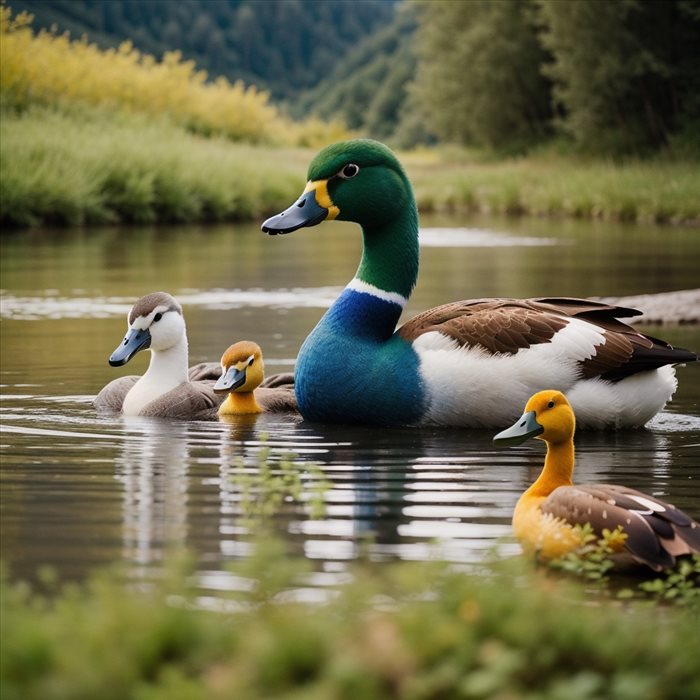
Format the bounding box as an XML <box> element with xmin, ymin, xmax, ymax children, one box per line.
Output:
<box><xmin>413</xmin><ymin>0</ymin><xmax>552</xmax><ymax>152</ymax></box>
<box><xmin>537</xmin><ymin>0</ymin><xmax>700</xmax><ymax>155</ymax></box>
<box><xmin>294</xmin><ymin>7</ymin><xmax>423</xmax><ymax>145</ymax></box>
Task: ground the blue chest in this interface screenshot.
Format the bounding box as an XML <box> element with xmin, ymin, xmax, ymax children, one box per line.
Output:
<box><xmin>295</xmin><ymin>290</ymin><xmax>426</xmax><ymax>425</ymax></box>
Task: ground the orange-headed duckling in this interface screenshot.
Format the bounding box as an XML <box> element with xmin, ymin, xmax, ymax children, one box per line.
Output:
<box><xmin>494</xmin><ymin>390</ymin><xmax>700</xmax><ymax>571</ymax></box>
<box><xmin>214</xmin><ymin>341</ymin><xmax>296</xmax><ymax>416</ymax></box>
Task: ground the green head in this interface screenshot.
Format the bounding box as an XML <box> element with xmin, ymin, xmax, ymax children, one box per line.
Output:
<box><xmin>261</xmin><ymin>139</ymin><xmax>415</xmax><ymax>233</ymax></box>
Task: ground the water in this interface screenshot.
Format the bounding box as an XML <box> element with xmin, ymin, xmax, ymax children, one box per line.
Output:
<box><xmin>1</xmin><ymin>215</ymin><xmax>699</xmax><ymax>590</ymax></box>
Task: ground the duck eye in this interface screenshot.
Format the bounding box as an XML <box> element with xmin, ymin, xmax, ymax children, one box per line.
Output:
<box><xmin>153</xmin><ymin>312</ymin><xmax>162</xmax><ymax>323</ymax></box>
<box><xmin>247</xmin><ymin>355</ymin><xmax>255</xmax><ymax>366</ymax></box>
<box><xmin>547</xmin><ymin>400</ymin><xmax>555</xmax><ymax>408</ymax></box>
<box><xmin>339</xmin><ymin>163</ymin><xmax>359</xmax><ymax>179</ymax></box>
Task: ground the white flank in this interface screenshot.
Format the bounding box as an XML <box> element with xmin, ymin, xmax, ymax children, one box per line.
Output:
<box><xmin>414</xmin><ymin>318</ymin><xmax>677</xmax><ymax>429</ymax></box>
<box><xmin>346</xmin><ymin>278</ymin><xmax>408</xmax><ymax>308</ymax></box>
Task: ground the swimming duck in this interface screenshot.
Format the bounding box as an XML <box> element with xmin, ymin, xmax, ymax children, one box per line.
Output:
<box><xmin>94</xmin><ymin>292</ymin><xmax>222</xmax><ymax>420</ymax></box>
<box><xmin>493</xmin><ymin>390</ymin><xmax>700</xmax><ymax>570</ymax></box>
<box><xmin>262</xmin><ymin>139</ymin><xmax>697</xmax><ymax>428</ymax></box>
<box><xmin>214</xmin><ymin>340</ymin><xmax>297</xmax><ymax>415</ymax></box>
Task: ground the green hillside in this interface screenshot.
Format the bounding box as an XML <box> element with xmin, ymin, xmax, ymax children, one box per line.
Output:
<box><xmin>292</xmin><ymin>6</ymin><xmax>429</xmax><ymax>146</ymax></box>
<box><xmin>7</xmin><ymin>0</ymin><xmax>399</xmax><ymax>101</ymax></box>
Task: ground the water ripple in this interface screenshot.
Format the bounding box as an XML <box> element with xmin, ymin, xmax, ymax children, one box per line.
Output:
<box><xmin>0</xmin><ymin>287</ymin><xmax>342</xmax><ymax>320</ymax></box>
<box><xmin>419</xmin><ymin>228</ymin><xmax>560</xmax><ymax>248</ymax></box>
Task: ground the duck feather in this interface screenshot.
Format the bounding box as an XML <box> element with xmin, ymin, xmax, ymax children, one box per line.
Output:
<box><xmin>540</xmin><ymin>483</ymin><xmax>700</xmax><ymax>570</ymax></box>
<box><xmin>94</xmin><ymin>376</ymin><xmax>138</xmax><ymax>412</ymax></box>
<box><xmin>137</xmin><ymin>381</ymin><xmax>221</xmax><ymax>421</ymax></box>
<box><xmin>255</xmin><ymin>385</ymin><xmax>298</xmax><ymax>412</ymax></box>
<box><xmin>399</xmin><ymin>297</ymin><xmax>696</xmax><ymax>382</ymax></box>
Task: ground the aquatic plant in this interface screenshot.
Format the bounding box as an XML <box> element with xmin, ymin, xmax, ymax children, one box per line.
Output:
<box><xmin>1</xmin><ymin>439</ymin><xmax>698</xmax><ymax>698</ymax></box>
<box><xmin>547</xmin><ymin>524</ymin><xmax>700</xmax><ymax>605</ymax></box>
<box><xmin>231</xmin><ymin>440</ymin><xmax>332</xmax><ymax>525</ymax></box>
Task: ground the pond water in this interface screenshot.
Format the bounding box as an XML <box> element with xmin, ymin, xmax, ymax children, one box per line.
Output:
<box><xmin>1</xmin><ymin>214</ymin><xmax>699</xmax><ymax>591</ymax></box>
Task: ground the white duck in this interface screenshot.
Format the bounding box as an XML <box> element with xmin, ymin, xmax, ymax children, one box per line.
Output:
<box><xmin>94</xmin><ymin>292</ymin><xmax>221</xmax><ymax>420</ymax></box>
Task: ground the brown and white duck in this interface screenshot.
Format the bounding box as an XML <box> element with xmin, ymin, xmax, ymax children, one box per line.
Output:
<box><xmin>494</xmin><ymin>389</ymin><xmax>700</xmax><ymax>571</ymax></box>
<box><xmin>262</xmin><ymin>139</ymin><xmax>698</xmax><ymax>428</ymax></box>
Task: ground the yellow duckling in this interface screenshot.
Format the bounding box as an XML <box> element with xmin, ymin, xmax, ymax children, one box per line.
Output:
<box><xmin>494</xmin><ymin>390</ymin><xmax>700</xmax><ymax>571</ymax></box>
<box><xmin>214</xmin><ymin>341</ymin><xmax>296</xmax><ymax>416</ymax></box>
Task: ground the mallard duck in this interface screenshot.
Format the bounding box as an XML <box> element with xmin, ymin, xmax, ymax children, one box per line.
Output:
<box><xmin>214</xmin><ymin>340</ymin><xmax>297</xmax><ymax>415</ymax></box>
<box><xmin>262</xmin><ymin>139</ymin><xmax>697</xmax><ymax>428</ymax></box>
<box><xmin>493</xmin><ymin>390</ymin><xmax>700</xmax><ymax>570</ymax></box>
<box><xmin>94</xmin><ymin>292</ymin><xmax>222</xmax><ymax>420</ymax></box>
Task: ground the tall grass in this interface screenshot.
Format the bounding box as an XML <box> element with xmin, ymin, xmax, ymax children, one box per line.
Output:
<box><xmin>405</xmin><ymin>149</ymin><xmax>700</xmax><ymax>224</ymax></box>
<box><xmin>0</xmin><ymin>106</ymin><xmax>310</xmax><ymax>227</ymax></box>
<box><xmin>3</xmin><ymin>106</ymin><xmax>700</xmax><ymax>228</ymax></box>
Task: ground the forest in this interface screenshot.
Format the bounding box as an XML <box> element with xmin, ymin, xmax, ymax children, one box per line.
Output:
<box><xmin>8</xmin><ymin>0</ymin><xmax>700</xmax><ymax>156</ymax></box>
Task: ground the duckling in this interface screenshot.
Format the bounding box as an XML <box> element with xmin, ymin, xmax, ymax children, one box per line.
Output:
<box><xmin>94</xmin><ymin>292</ymin><xmax>221</xmax><ymax>420</ymax></box>
<box><xmin>262</xmin><ymin>139</ymin><xmax>697</xmax><ymax>428</ymax></box>
<box><xmin>494</xmin><ymin>390</ymin><xmax>700</xmax><ymax>570</ymax></box>
<box><xmin>214</xmin><ymin>340</ymin><xmax>296</xmax><ymax>415</ymax></box>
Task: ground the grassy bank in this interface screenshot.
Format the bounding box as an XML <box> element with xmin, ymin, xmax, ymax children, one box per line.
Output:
<box><xmin>0</xmin><ymin>106</ymin><xmax>310</xmax><ymax>227</ymax></box>
<box><xmin>2</xmin><ymin>4</ymin><xmax>699</xmax><ymax>229</ymax></box>
<box><xmin>406</xmin><ymin>149</ymin><xmax>700</xmax><ymax>225</ymax></box>
<box><xmin>3</xmin><ymin>105</ymin><xmax>700</xmax><ymax>228</ymax></box>
<box><xmin>2</xmin><ymin>545</ymin><xmax>699</xmax><ymax>700</ymax></box>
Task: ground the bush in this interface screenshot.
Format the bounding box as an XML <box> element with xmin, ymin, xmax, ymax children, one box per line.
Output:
<box><xmin>2</xmin><ymin>548</ymin><xmax>698</xmax><ymax>700</ymax></box>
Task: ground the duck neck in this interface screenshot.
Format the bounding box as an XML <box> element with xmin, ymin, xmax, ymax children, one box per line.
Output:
<box><xmin>143</xmin><ymin>335</ymin><xmax>189</xmax><ymax>389</ymax></box>
<box><xmin>525</xmin><ymin>440</ymin><xmax>575</xmax><ymax>498</ymax></box>
<box><xmin>356</xmin><ymin>203</ymin><xmax>419</xmax><ymax>302</ymax></box>
<box><xmin>218</xmin><ymin>391</ymin><xmax>262</xmax><ymax>416</ymax></box>
<box><xmin>122</xmin><ymin>334</ymin><xmax>189</xmax><ymax>415</ymax></box>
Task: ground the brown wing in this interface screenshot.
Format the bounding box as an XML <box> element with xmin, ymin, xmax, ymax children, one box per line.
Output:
<box><xmin>397</xmin><ymin>297</ymin><xmax>698</xmax><ymax>381</ymax></box>
<box><xmin>256</xmin><ymin>386</ymin><xmax>298</xmax><ymax>413</ymax></box>
<box><xmin>541</xmin><ymin>483</ymin><xmax>700</xmax><ymax>571</ymax></box>
<box><xmin>94</xmin><ymin>376</ymin><xmax>139</xmax><ymax>412</ymax></box>
<box><xmin>260</xmin><ymin>372</ymin><xmax>295</xmax><ymax>389</ymax></box>
<box><xmin>188</xmin><ymin>362</ymin><xmax>222</xmax><ymax>382</ymax></box>
<box><xmin>399</xmin><ymin>298</ymin><xmax>567</xmax><ymax>354</ymax></box>
<box><xmin>140</xmin><ymin>381</ymin><xmax>223</xmax><ymax>421</ymax></box>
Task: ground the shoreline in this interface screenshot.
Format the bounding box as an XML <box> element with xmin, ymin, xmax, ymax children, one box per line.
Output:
<box><xmin>598</xmin><ymin>289</ymin><xmax>700</xmax><ymax>325</ymax></box>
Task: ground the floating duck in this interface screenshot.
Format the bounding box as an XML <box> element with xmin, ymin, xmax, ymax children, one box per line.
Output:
<box><xmin>94</xmin><ymin>292</ymin><xmax>221</xmax><ymax>420</ymax></box>
<box><xmin>214</xmin><ymin>340</ymin><xmax>297</xmax><ymax>415</ymax></box>
<box><xmin>262</xmin><ymin>139</ymin><xmax>697</xmax><ymax>428</ymax></box>
<box><xmin>494</xmin><ymin>390</ymin><xmax>700</xmax><ymax>570</ymax></box>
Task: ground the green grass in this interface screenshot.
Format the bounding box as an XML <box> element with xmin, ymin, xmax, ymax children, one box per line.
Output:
<box><xmin>2</xmin><ymin>544</ymin><xmax>699</xmax><ymax>700</ymax></box>
<box><xmin>2</xmin><ymin>105</ymin><xmax>700</xmax><ymax>228</ymax></box>
<box><xmin>404</xmin><ymin>148</ymin><xmax>700</xmax><ymax>224</ymax></box>
<box><xmin>0</xmin><ymin>105</ymin><xmax>308</xmax><ymax>227</ymax></box>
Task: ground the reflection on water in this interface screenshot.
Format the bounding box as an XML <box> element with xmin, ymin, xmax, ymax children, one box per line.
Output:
<box><xmin>1</xmin><ymin>218</ymin><xmax>699</xmax><ymax>589</ymax></box>
<box><xmin>116</xmin><ymin>419</ymin><xmax>190</xmax><ymax>568</ymax></box>
<box><xmin>2</xmin><ymin>393</ymin><xmax>698</xmax><ymax>590</ymax></box>
<box><xmin>0</xmin><ymin>287</ymin><xmax>342</xmax><ymax>321</ymax></box>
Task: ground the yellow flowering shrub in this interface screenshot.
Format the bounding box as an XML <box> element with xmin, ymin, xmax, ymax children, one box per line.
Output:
<box><xmin>0</xmin><ymin>5</ymin><xmax>342</xmax><ymax>145</ymax></box>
